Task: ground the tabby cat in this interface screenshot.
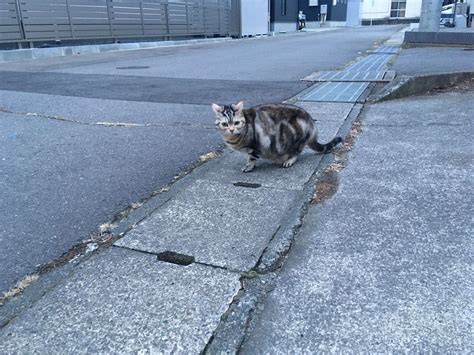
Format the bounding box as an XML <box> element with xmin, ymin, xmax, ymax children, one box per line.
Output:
<box><xmin>212</xmin><ymin>101</ymin><xmax>342</xmax><ymax>172</ymax></box>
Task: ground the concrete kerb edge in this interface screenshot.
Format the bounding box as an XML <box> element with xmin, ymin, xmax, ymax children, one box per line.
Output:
<box><xmin>255</xmin><ymin>103</ymin><xmax>364</xmax><ymax>274</ymax></box>
<box><xmin>369</xmin><ymin>71</ymin><xmax>474</xmax><ymax>102</ymax></box>
<box><xmin>0</xmin><ymin>147</ymin><xmax>226</xmax><ymax>328</ymax></box>
<box><xmin>0</xmin><ymin>37</ymin><xmax>233</xmax><ymax>64</ymax></box>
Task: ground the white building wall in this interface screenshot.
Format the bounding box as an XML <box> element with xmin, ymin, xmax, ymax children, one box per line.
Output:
<box><xmin>362</xmin><ymin>0</ymin><xmax>391</xmax><ymax>19</ymax></box>
<box><xmin>405</xmin><ymin>0</ymin><xmax>422</xmax><ymax>18</ymax></box>
<box><xmin>362</xmin><ymin>0</ymin><xmax>422</xmax><ymax>20</ymax></box>
<box><xmin>240</xmin><ymin>0</ymin><xmax>269</xmax><ymax>36</ymax></box>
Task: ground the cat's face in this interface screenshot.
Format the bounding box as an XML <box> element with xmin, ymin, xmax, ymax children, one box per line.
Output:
<box><xmin>212</xmin><ymin>101</ymin><xmax>246</xmax><ymax>137</ymax></box>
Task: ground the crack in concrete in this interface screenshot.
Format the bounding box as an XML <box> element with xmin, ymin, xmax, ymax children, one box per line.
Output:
<box><xmin>203</xmin><ymin>273</ymin><xmax>277</xmax><ymax>355</ymax></box>
<box><xmin>365</xmin><ymin>122</ymin><xmax>464</xmax><ymax>128</ymax></box>
<box><xmin>0</xmin><ymin>107</ymin><xmax>214</xmax><ymax>130</ymax></box>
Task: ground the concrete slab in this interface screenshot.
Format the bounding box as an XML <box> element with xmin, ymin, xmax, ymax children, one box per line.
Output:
<box><xmin>241</xmin><ymin>90</ymin><xmax>474</xmax><ymax>352</ymax></box>
<box><xmin>31</xmin><ymin>47</ymin><xmax>64</xmax><ymax>60</ymax></box>
<box><xmin>1</xmin><ymin>49</ymin><xmax>33</xmax><ymax>62</ymax></box>
<box><xmin>138</xmin><ymin>42</ymin><xmax>159</xmax><ymax>48</ymax></box>
<box><xmin>99</xmin><ymin>43</ymin><xmax>141</xmax><ymax>52</ymax></box>
<box><xmin>392</xmin><ymin>47</ymin><xmax>474</xmax><ymax>76</ymax></box>
<box><xmin>116</xmin><ymin>179</ymin><xmax>298</xmax><ymax>271</ymax></box>
<box><xmin>295</xmin><ymin>101</ymin><xmax>354</xmax><ymax>123</ymax></box>
<box><xmin>363</xmin><ymin>90</ymin><xmax>474</xmax><ymax>127</ymax></box>
<box><xmin>72</xmin><ymin>45</ymin><xmax>100</xmax><ymax>55</ymax></box>
<box><xmin>0</xmin><ymin>247</ymin><xmax>241</xmax><ymax>353</ymax></box>
<box><xmin>197</xmin><ymin>150</ymin><xmax>323</xmax><ymax>191</ymax></box>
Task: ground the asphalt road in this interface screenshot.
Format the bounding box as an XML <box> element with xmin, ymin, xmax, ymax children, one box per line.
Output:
<box><xmin>0</xmin><ymin>26</ymin><xmax>400</xmax><ymax>295</ymax></box>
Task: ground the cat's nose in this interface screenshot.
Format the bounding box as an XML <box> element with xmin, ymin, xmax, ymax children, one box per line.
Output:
<box><xmin>229</xmin><ymin>128</ymin><xmax>234</xmax><ymax>133</ymax></box>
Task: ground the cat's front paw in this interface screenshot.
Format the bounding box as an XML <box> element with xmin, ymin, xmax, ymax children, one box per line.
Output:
<box><xmin>282</xmin><ymin>156</ymin><xmax>298</xmax><ymax>168</ymax></box>
<box><xmin>242</xmin><ymin>165</ymin><xmax>255</xmax><ymax>173</ymax></box>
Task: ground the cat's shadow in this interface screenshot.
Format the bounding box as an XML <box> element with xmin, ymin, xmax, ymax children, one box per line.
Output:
<box><xmin>231</xmin><ymin>149</ymin><xmax>319</xmax><ymax>175</ymax></box>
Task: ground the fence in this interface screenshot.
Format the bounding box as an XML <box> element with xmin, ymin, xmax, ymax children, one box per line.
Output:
<box><xmin>0</xmin><ymin>0</ymin><xmax>230</xmax><ymax>44</ymax></box>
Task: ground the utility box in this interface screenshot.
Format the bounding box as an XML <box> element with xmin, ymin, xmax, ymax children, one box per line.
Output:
<box><xmin>230</xmin><ymin>0</ymin><xmax>269</xmax><ymax>37</ymax></box>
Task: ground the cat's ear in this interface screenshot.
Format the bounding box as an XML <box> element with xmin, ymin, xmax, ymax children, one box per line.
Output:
<box><xmin>232</xmin><ymin>101</ymin><xmax>244</xmax><ymax>113</ymax></box>
<box><xmin>212</xmin><ymin>103</ymin><xmax>223</xmax><ymax>114</ymax></box>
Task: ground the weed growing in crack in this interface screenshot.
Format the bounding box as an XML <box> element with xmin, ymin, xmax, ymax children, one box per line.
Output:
<box><xmin>312</xmin><ymin>119</ymin><xmax>363</xmax><ymax>204</ymax></box>
<box><xmin>0</xmin><ymin>274</ymin><xmax>39</xmax><ymax>305</ymax></box>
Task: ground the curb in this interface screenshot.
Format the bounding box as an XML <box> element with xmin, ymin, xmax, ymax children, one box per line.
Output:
<box><xmin>369</xmin><ymin>71</ymin><xmax>474</xmax><ymax>102</ymax></box>
<box><xmin>0</xmin><ymin>37</ymin><xmax>232</xmax><ymax>64</ymax></box>
<box><xmin>404</xmin><ymin>31</ymin><xmax>474</xmax><ymax>46</ymax></box>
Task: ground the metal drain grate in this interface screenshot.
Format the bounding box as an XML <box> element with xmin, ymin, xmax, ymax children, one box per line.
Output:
<box><xmin>371</xmin><ymin>46</ymin><xmax>400</xmax><ymax>54</ymax></box>
<box><xmin>305</xmin><ymin>70</ymin><xmax>388</xmax><ymax>82</ymax></box>
<box><xmin>300</xmin><ymin>82</ymin><xmax>369</xmax><ymax>103</ymax></box>
<box><xmin>346</xmin><ymin>55</ymin><xmax>393</xmax><ymax>72</ymax></box>
<box><xmin>299</xmin><ymin>46</ymin><xmax>399</xmax><ymax>103</ymax></box>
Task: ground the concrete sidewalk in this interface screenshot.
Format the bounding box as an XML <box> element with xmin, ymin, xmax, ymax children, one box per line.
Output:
<box><xmin>238</xmin><ymin>44</ymin><xmax>473</xmax><ymax>353</ymax></box>
<box><xmin>1</xmin><ymin>29</ymin><xmax>473</xmax><ymax>353</ymax></box>
<box><xmin>241</xmin><ymin>85</ymin><xmax>474</xmax><ymax>353</ymax></box>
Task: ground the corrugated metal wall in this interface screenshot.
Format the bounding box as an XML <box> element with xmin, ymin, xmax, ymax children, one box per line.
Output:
<box><xmin>0</xmin><ymin>0</ymin><xmax>230</xmax><ymax>43</ymax></box>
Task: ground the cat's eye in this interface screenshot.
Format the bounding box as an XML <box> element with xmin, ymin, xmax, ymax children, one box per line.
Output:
<box><xmin>234</xmin><ymin>121</ymin><xmax>241</xmax><ymax>126</ymax></box>
<box><xmin>221</xmin><ymin>122</ymin><xmax>228</xmax><ymax>127</ymax></box>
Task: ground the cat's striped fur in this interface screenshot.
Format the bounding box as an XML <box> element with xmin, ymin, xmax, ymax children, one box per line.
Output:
<box><xmin>212</xmin><ymin>101</ymin><xmax>342</xmax><ymax>172</ymax></box>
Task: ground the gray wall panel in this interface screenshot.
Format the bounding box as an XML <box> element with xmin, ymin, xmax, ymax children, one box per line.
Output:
<box><xmin>1</xmin><ymin>0</ymin><xmax>230</xmax><ymax>43</ymax></box>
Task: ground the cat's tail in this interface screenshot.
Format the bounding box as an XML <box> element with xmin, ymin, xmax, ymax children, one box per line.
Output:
<box><xmin>308</xmin><ymin>136</ymin><xmax>343</xmax><ymax>153</ymax></box>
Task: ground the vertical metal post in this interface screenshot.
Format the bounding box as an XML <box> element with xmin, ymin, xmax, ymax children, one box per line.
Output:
<box><xmin>164</xmin><ymin>1</ymin><xmax>170</xmax><ymax>39</ymax></box>
<box><xmin>106</xmin><ymin>0</ymin><xmax>114</xmax><ymax>39</ymax></box>
<box><xmin>185</xmin><ymin>0</ymin><xmax>189</xmax><ymax>34</ymax></box>
<box><xmin>202</xmin><ymin>0</ymin><xmax>206</xmax><ymax>36</ymax></box>
<box><xmin>140</xmin><ymin>1</ymin><xmax>145</xmax><ymax>36</ymax></box>
<box><xmin>14</xmin><ymin>0</ymin><xmax>27</xmax><ymax>44</ymax></box>
<box><xmin>65</xmin><ymin>0</ymin><xmax>74</xmax><ymax>38</ymax></box>
<box><xmin>369</xmin><ymin>0</ymin><xmax>374</xmax><ymax>26</ymax></box>
<box><xmin>419</xmin><ymin>0</ymin><xmax>443</xmax><ymax>32</ymax></box>
<box><xmin>218</xmin><ymin>0</ymin><xmax>221</xmax><ymax>35</ymax></box>
<box><xmin>453</xmin><ymin>1</ymin><xmax>457</xmax><ymax>27</ymax></box>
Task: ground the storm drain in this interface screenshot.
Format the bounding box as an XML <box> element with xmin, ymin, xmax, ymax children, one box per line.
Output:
<box><xmin>305</xmin><ymin>70</ymin><xmax>389</xmax><ymax>82</ymax></box>
<box><xmin>300</xmin><ymin>45</ymin><xmax>399</xmax><ymax>103</ymax></box>
<box><xmin>345</xmin><ymin>54</ymin><xmax>392</xmax><ymax>72</ymax></box>
<box><xmin>371</xmin><ymin>45</ymin><xmax>400</xmax><ymax>54</ymax></box>
<box><xmin>300</xmin><ymin>82</ymin><xmax>369</xmax><ymax>103</ymax></box>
